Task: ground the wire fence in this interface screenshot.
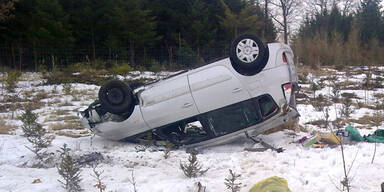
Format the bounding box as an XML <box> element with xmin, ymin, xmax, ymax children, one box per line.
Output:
<box><xmin>0</xmin><ymin>46</ymin><xmax>230</xmax><ymax>71</ymax></box>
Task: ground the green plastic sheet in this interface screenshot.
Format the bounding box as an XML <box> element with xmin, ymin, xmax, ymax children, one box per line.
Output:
<box><xmin>365</xmin><ymin>129</ymin><xmax>384</xmax><ymax>143</ymax></box>
<box><xmin>345</xmin><ymin>125</ymin><xmax>364</xmax><ymax>141</ymax></box>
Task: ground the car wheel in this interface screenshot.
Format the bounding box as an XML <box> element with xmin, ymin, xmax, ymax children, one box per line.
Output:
<box><xmin>230</xmin><ymin>34</ymin><xmax>268</xmax><ymax>76</ymax></box>
<box><xmin>98</xmin><ymin>80</ymin><xmax>134</xmax><ymax>115</ymax></box>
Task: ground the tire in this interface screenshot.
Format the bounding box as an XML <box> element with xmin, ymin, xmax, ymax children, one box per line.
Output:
<box><xmin>229</xmin><ymin>34</ymin><xmax>268</xmax><ymax>76</ymax></box>
<box><xmin>98</xmin><ymin>80</ymin><xmax>134</xmax><ymax>115</ymax></box>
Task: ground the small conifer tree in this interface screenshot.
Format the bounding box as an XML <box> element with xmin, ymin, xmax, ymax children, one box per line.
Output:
<box><xmin>180</xmin><ymin>152</ymin><xmax>208</xmax><ymax>178</ymax></box>
<box><xmin>224</xmin><ymin>169</ymin><xmax>241</xmax><ymax>192</ymax></box>
<box><xmin>91</xmin><ymin>164</ymin><xmax>106</xmax><ymax>192</ymax></box>
<box><xmin>21</xmin><ymin>108</ymin><xmax>52</xmax><ymax>164</ymax></box>
<box><xmin>57</xmin><ymin>144</ymin><xmax>83</xmax><ymax>192</ymax></box>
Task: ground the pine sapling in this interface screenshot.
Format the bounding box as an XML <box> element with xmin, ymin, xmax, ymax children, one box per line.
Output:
<box><xmin>180</xmin><ymin>152</ymin><xmax>208</xmax><ymax>178</ymax></box>
<box><xmin>21</xmin><ymin>108</ymin><xmax>53</xmax><ymax>164</ymax></box>
<box><xmin>163</xmin><ymin>142</ymin><xmax>174</xmax><ymax>159</ymax></box>
<box><xmin>128</xmin><ymin>170</ymin><xmax>138</xmax><ymax>192</ymax></box>
<box><xmin>57</xmin><ymin>144</ymin><xmax>83</xmax><ymax>192</ymax></box>
<box><xmin>224</xmin><ymin>169</ymin><xmax>241</xmax><ymax>192</ymax></box>
<box><xmin>341</xmin><ymin>97</ymin><xmax>353</xmax><ymax>118</ymax></box>
<box><xmin>310</xmin><ymin>81</ymin><xmax>319</xmax><ymax>99</ymax></box>
<box><xmin>91</xmin><ymin>164</ymin><xmax>106</xmax><ymax>192</ymax></box>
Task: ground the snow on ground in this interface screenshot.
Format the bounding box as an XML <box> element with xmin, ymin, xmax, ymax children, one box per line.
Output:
<box><xmin>0</xmin><ymin>67</ymin><xmax>383</xmax><ymax>192</ymax></box>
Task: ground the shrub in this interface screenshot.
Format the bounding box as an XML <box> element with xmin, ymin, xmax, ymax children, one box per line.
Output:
<box><xmin>310</xmin><ymin>81</ymin><xmax>319</xmax><ymax>99</ymax></box>
<box><xmin>57</xmin><ymin>144</ymin><xmax>83</xmax><ymax>192</ymax></box>
<box><xmin>5</xmin><ymin>71</ymin><xmax>20</xmax><ymax>92</ymax></box>
<box><xmin>148</xmin><ymin>60</ymin><xmax>163</xmax><ymax>72</ymax></box>
<box><xmin>21</xmin><ymin>108</ymin><xmax>53</xmax><ymax>165</ymax></box>
<box><xmin>224</xmin><ymin>169</ymin><xmax>241</xmax><ymax>192</ymax></box>
<box><xmin>110</xmin><ymin>63</ymin><xmax>132</xmax><ymax>75</ymax></box>
<box><xmin>180</xmin><ymin>152</ymin><xmax>208</xmax><ymax>178</ymax></box>
<box><xmin>341</xmin><ymin>97</ymin><xmax>353</xmax><ymax>118</ymax></box>
<box><xmin>63</xmin><ymin>83</ymin><xmax>72</xmax><ymax>95</ymax></box>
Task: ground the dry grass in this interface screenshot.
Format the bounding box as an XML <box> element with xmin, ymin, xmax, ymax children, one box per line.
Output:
<box><xmin>71</xmin><ymin>89</ymin><xmax>88</xmax><ymax>96</ymax></box>
<box><xmin>0</xmin><ymin>119</ymin><xmax>17</xmax><ymax>134</ymax></box>
<box><xmin>306</xmin><ymin>119</ymin><xmax>327</xmax><ymax>128</ymax></box>
<box><xmin>57</xmin><ymin>100</ymin><xmax>75</xmax><ymax>107</ymax></box>
<box><xmin>49</xmin><ymin>121</ymin><xmax>83</xmax><ymax>131</ymax></box>
<box><xmin>56</xmin><ymin>115</ymin><xmax>79</xmax><ymax>121</ymax></box>
<box><xmin>341</xmin><ymin>92</ymin><xmax>360</xmax><ymax>99</ymax></box>
<box><xmin>71</xmin><ymin>95</ymin><xmax>81</xmax><ymax>102</ymax></box>
<box><xmin>374</xmin><ymin>93</ymin><xmax>384</xmax><ymax>99</ymax></box>
<box><xmin>56</xmin><ymin>130</ymin><xmax>90</xmax><ymax>138</ymax></box>
<box><xmin>28</xmin><ymin>101</ymin><xmax>46</xmax><ymax>111</ymax></box>
<box><xmin>53</xmin><ymin>109</ymin><xmax>71</xmax><ymax>116</ymax></box>
<box><xmin>350</xmin><ymin>115</ymin><xmax>384</xmax><ymax>127</ymax></box>
<box><xmin>263</xmin><ymin>118</ymin><xmax>306</xmax><ymax>134</ymax></box>
<box><xmin>34</xmin><ymin>90</ymin><xmax>50</xmax><ymax>101</ymax></box>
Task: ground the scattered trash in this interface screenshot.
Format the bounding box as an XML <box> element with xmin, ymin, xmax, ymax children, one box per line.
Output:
<box><xmin>365</xmin><ymin>129</ymin><xmax>384</xmax><ymax>143</ymax></box>
<box><xmin>249</xmin><ymin>176</ymin><xmax>291</xmax><ymax>192</ymax></box>
<box><xmin>32</xmin><ymin>179</ymin><xmax>41</xmax><ymax>184</ymax></box>
<box><xmin>345</xmin><ymin>125</ymin><xmax>364</xmax><ymax>141</ymax></box>
<box><xmin>245</xmin><ymin>131</ymin><xmax>284</xmax><ymax>153</ymax></box>
<box><xmin>312</xmin><ymin>143</ymin><xmax>327</xmax><ymax>148</ymax></box>
<box><xmin>300</xmin><ymin>126</ymin><xmax>384</xmax><ymax>148</ymax></box>
<box><xmin>335</xmin><ymin>129</ymin><xmax>350</xmax><ymax>137</ymax></box>
<box><xmin>302</xmin><ymin>135</ymin><xmax>320</xmax><ymax>147</ymax></box>
<box><xmin>297</xmin><ymin>136</ymin><xmax>308</xmax><ymax>144</ymax></box>
<box><xmin>77</xmin><ymin>152</ymin><xmax>104</xmax><ymax>165</ymax></box>
<box><xmin>319</xmin><ymin>132</ymin><xmax>341</xmax><ymax>145</ymax></box>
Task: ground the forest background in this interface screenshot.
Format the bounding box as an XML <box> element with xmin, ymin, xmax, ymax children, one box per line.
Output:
<box><xmin>0</xmin><ymin>0</ymin><xmax>383</xmax><ymax>72</ymax></box>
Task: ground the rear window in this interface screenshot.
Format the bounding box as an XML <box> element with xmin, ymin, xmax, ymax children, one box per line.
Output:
<box><xmin>259</xmin><ymin>95</ymin><xmax>278</xmax><ymax>118</ymax></box>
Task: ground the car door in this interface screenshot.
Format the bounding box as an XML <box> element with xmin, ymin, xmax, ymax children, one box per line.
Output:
<box><xmin>188</xmin><ymin>66</ymin><xmax>251</xmax><ymax>113</ymax></box>
<box><xmin>140</xmin><ymin>75</ymin><xmax>199</xmax><ymax>128</ymax></box>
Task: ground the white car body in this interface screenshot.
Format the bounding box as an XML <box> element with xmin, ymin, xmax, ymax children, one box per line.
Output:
<box><xmin>82</xmin><ymin>42</ymin><xmax>299</xmax><ymax>147</ymax></box>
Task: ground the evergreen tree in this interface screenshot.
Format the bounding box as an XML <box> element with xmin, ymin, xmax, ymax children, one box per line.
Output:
<box><xmin>357</xmin><ymin>0</ymin><xmax>382</xmax><ymax>45</ymax></box>
<box><xmin>57</xmin><ymin>144</ymin><xmax>83</xmax><ymax>192</ymax></box>
<box><xmin>106</xmin><ymin>0</ymin><xmax>158</xmax><ymax>66</ymax></box>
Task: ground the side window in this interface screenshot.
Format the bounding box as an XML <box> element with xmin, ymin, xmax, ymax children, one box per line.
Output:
<box><xmin>157</xmin><ymin>117</ymin><xmax>212</xmax><ymax>145</ymax></box>
<box><xmin>205</xmin><ymin>100</ymin><xmax>260</xmax><ymax>137</ymax></box>
<box><xmin>259</xmin><ymin>95</ymin><xmax>278</xmax><ymax>119</ymax></box>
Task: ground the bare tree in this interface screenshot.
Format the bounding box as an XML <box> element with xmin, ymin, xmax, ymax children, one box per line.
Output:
<box><xmin>340</xmin><ymin>0</ymin><xmax>356</xmax><ymax>16</ymax></box>
<box><xmin>268</xmin><ymin>0</ymin><xmax>301</xmax><ymax>44</ymax></box>
<box><xmin>303</xmin><ymin>0</ymin><xmax>356</xmax><ymax>17</ymax></box>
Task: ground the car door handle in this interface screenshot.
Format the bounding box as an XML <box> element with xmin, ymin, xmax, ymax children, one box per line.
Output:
<box><xmin>232</xmin><ymin>87</ymin><xmax>242</xmax><ymax>93</ymax></box>
<box><xmin>183</xmin><ymin>103</ymin><xmax>193</xmax><ymax>108</ymax></box>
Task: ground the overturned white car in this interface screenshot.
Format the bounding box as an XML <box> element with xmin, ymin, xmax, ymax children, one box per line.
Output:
<box><xmin>80</xmin><ymin>34</ymin><xmax>300</xmax><ymax>148</ymax></box>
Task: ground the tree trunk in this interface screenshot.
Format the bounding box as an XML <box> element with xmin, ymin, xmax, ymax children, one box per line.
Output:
<box><xmin>264</xmin><ymin>0</ymin><xmax>269</xmax><ymax>38</ymax></box>
<box><xmin>129</xmin><ymin>38</ymin><xmax>135</xmax><ymax>66</ymax></box>
<box><xmin>18</xmin><ymin>47</ymin><xmax>22</xmax><ymax>71</ymax></box>
<box><xmin>33</xmin><ymin>41</ymin><xmax>37</xmax><ymax>71</ymax></box>
<box><xmin>11</xmin><ymin>44</ymin><xmax>16</xmax><ymax>69</ymax></box>
<box><xmin>91</xmin><ymin>27</ymin><xmax>96</xmax><ymax>61</ymax></box>
<box><xmin>282</xmin><ymin>3</ymin><xmax>288</xmax><ymax>44</ymax></box>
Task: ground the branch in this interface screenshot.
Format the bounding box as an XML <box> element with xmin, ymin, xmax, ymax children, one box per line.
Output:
<box><xmin>269</xmin><ymin>14</ymin><xmax>284</xmax><ymax>27</ymax></box>
<box><xmin>269</xmin><ymin>1</ymin><xmax>281</xmax><ymax>7</ymax></box>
